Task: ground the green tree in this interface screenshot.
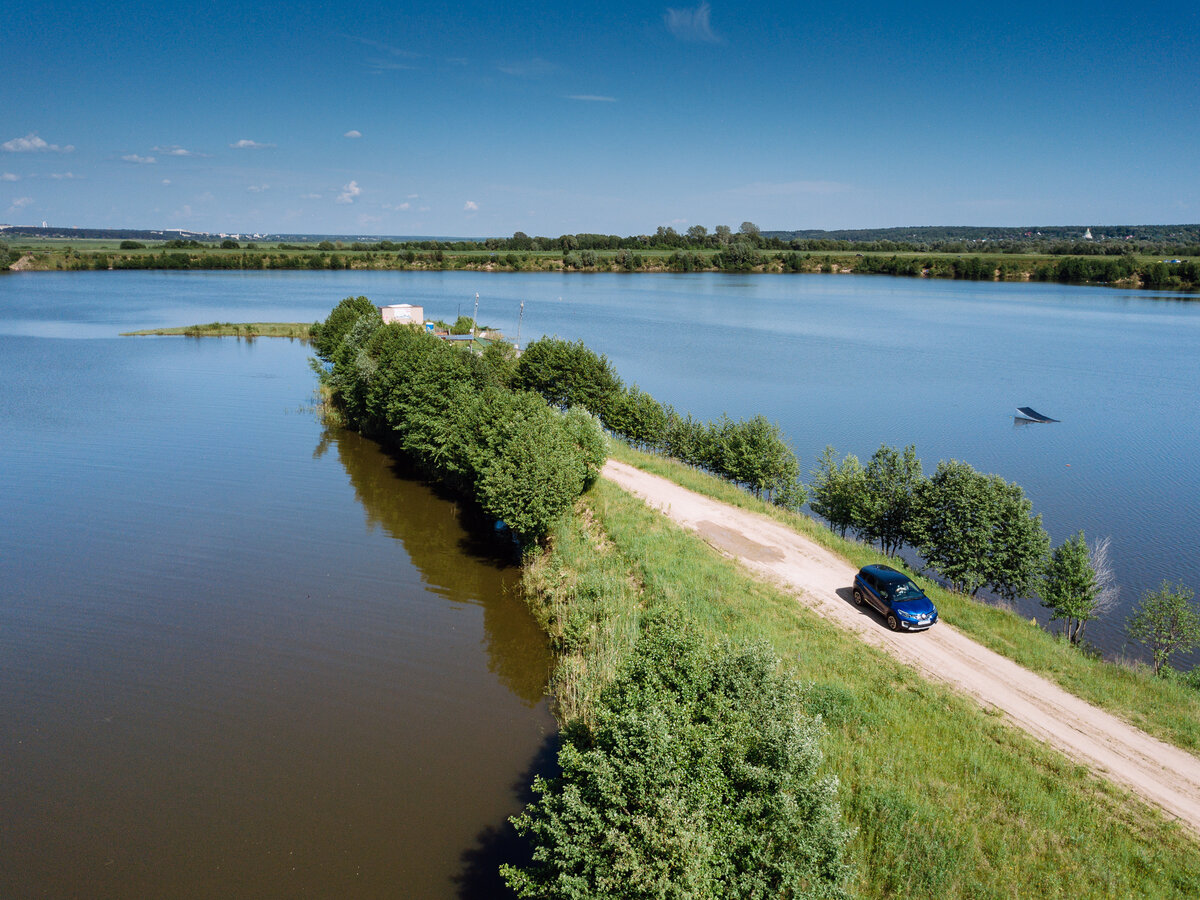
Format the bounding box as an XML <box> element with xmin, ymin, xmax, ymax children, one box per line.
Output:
<box><xmin>714</xmin><ymin>414</ymin><xmax>802</xmax><ymax>504</ymax></box>
<box><xmin>475</xmin><ymin>402</ymin><xmax>587</xmax><ymax>539</ymax></box>
<box><xmin>662</xmin><ymin>408</ymin><xmax>708</xmax><ymax>468</ymax></box>
<box><xmin>605</xmin><ymin>385</ymin><xmax>667</xmax><ymax>451</ymax></box>
<box><xmin>503</xmin><ymin>615</ymin><xmax>850</xmax><ymax>899</ymax></box>
<box><xmin>561</xmin><ymin>406</ymin><xmax>607</xmax><ymax>490</ymax></box>
<box><xmin>856</xmin><ymin>444</ymin><xmax>922</xmax><ymax>556</ymax></box>
<box><xmin>715</xmin><ymin>241</ymin><xmax>760</xmax><ymax>271</ymax></box>
<box><xmin>909</xmin><ymin>459</ymin><xmax>1049</xmax><ymax>600</ymax></box>
<box><xmin>513</xmin><ymin>337</ymin><xmax>624</xmax><ymax>416</ymax></box>
<box><xmin>1040</xmin><ymin>531</ymin><xmax>1099</xmax><ymax>645</ymax></box>
<box><xmin>809</xmin><ymin>446</ymin><xmax>866</xmax><ymax>539</ymax></box>
<box><xmin>311</xmin><ymin>294</ymin><xmax>378</xmax><ymax>361</ymax></box>
<box><xmin>478</xmin><ymin>339</ymin><xmax>518</xmax><ymax>387</ymax></box>
<box><xmin>1128</xmin><ymin>582</ymin><xmax>1200</xmax><ymax>677</ymax></box>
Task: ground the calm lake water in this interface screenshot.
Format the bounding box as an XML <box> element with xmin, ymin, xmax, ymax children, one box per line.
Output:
<box><xmin>0</xmin><ymin>275</ymin><xmax>555</xmax><ymax>898</ymax></box>
<box><xmin>2</xmin><ymin>269</ymin><xmax>1198</xmax><ymax>894</ymax></box>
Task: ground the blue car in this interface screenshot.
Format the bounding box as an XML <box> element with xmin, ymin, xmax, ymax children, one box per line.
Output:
<box><xmin>852</xmin><ymin>564</ymin><xmax>938</xmax><ymax>632</ymax></box>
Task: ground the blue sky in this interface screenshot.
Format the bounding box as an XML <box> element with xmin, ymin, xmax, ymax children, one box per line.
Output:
<box><xmin>3</xmin><ymin>0</ymin><xmax>1197</xmax><ymax>236</ymax></box>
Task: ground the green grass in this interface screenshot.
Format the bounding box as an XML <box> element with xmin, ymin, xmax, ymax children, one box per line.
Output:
<box><xmin>607</xmin><ymin>440</ymin><xmax>1200</xmax><ymax>756</ymax></box>
<box><xmin>120</xmin><ymin>321</ymin><xmax>312</xmax><ymax>339</ymax></box>
<box><xmin>531</xmin><ymin>475</ymin><xmax>1200</xmax><ymax>897</ymax></box>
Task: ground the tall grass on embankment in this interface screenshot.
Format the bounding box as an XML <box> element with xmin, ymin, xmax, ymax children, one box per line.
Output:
<box><xmin>121</xmin><ymin>321</ymin><xmax>312</xmax><ymax>339</ymax></box>
<box><xmin>527</xmin><ymin>477</ymin><xmax>1200</xmax><ymax>897</ymax></box>
<box><xmin>607</xmin><ymin>440</ymin><xmax>1200</xmax><ymax>756</ymax></box>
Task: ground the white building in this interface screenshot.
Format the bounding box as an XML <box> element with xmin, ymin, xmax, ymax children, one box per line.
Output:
<box><xmin>380</xmin><ymin>303</ymin><xmax>424</xmax><ymax>326</ymax></box>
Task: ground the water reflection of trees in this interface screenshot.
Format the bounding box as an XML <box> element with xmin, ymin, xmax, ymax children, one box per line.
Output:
<box><xmin>318</xmin><ymin>427</ymin><xmax>552</xmax><ymax>707</ymax></box>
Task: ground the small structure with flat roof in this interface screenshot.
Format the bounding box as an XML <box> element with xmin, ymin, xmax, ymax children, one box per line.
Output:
<box><xmin>380</xmin><ymin>303</ymin><xmax>424</xmax><ymax>326</ymax></box>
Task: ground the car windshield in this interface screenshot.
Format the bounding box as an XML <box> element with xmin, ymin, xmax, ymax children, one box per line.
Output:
<box><xmin>889</xmin><ymin>580</ymin><xmax>921</xmax><ymax>600</ymax></box>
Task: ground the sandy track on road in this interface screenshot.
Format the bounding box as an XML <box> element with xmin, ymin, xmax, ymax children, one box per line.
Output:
<box><xmin>602</xmin><ymin>459</ymin><xmax>1200</xmax><ymax>834</ymax></box>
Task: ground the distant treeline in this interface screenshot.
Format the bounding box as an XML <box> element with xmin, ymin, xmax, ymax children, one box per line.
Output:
<box><xmin>8</xmin><ymin>229</ymin><xmax>1199</xmax><ymax>289</ymax></box>
<box><xmin>28</xmin><ymin>245</ymin><xmax>1197</xmax><ymax>290</ymax></box>
<box><xmin>6</xmin><ymin>221</ymin><xmax>1199</xmax><ymax>249</ymax></box>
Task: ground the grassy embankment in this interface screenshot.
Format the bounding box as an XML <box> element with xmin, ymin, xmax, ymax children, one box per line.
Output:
<box><xmin>121</xmin><ymin>322</ymin><xmax>312</xmax><ymax>339</ymax></box>
<box><xmin>605</xmin><ymin>441</ymin><xmax>1200</xmax><ymax>755</ymax></box>
<box><xmin>526</xmin><ymin>470</ymin><xmax>1200</xmax><ymax>897</ymax></box>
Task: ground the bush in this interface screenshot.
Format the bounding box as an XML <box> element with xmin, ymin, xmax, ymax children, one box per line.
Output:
<box><xmin>503</xmin><ymin>614</ymin><xmax>851</xmax><ymax>899</ymax></box>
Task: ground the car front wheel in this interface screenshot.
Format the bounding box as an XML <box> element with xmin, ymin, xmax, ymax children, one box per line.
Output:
<box><xmin>853</xmin><ymin>588</ymin><xmax>865</xmax><ymax>606</ymax></box>
<box><xmin>886</xmin><ymin>613</ymin><xmax>899</xmax><ymax>631</ymax></box>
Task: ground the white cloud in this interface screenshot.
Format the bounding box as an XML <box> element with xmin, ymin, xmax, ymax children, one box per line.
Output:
<box><xmin>172</xmin><ymin>204</ymin><xmax>194</xmax><ymax>219</ymax></box>
<box><xmin>122</xmin><ymin>154</ymin><xmax>157</xmax><ymax>164</ymax></box>
<box><xmin>367</xmin><ymin>59</ymin><xmax>418</xmax><ymax>72</ymax></box>
<box><xmin>247</xmin><ymin>184</ymin><xmax>270</xmax><ymax>193</ymax></box>
<box><xmin>3</xmin><ymin>133</ymin><xmax>75</xmax><ymax>153</ymax></box>
<box><xmin>664</xmin><ymin>2</ymin><xmax>720</xmax><ymax>43</ymax></box>
<box><xmin>162</xmin><ymin>179</ymin><xmax>172</xmax><ymax>185</ymax></box>
<box><xmin>8</xmin><ymin>196</ymin><xmax>34</xmax><ymax>212</ymax></box>
<box><xmin>1</xmin><ymin>172</ymin><xmax>18</xmax><ymax>181</ymax></box>
<box><xmin>152</xmin><ymin>144</ymin><xmax>203</xmax><ymax>157</ymax></box>
<box><xmin>230</xmin><ymin>139</ymin><xmax>275</xmax><ymax>150</ymax></box>
<box><xmin>567</xmin><ymin>94</ymin><xmax>617</xmax><ymax>102</ymax></box>
<box><xmin>344</xmin><ymin>129</ymin><xmax>362</xmax><ymax>139</ymax></box>
<box><xmin>336</xmin><ymin>180</ymin><xmax>362</xmax><ymax>204</ymax></box>
<box><xmin>407</xmin><ymin>193</ymin><xmax>419</xmax><ymax>199</ymax></box>
<box><xmin>348</xmin><ymin>36</ymin><xmax>420</xmax><ymax>59</ymax></box>
<box><xmin>497</xmin><ymin>58</ymin><xmax>557</xmax><ymax>78</ymax></box>
<box><xmin>464</xmin><ymin>200</ymin><xmax>479</xmax><ymax>211</ymax></box>
<box><xmin>48</xmin><ymin>172</ymin><xmax>79</xmax><ymax>179</ymax></box>
<box><xmin>383</xmin><ymin>201</ymin><xmax>411</xmax><ymax>211</ymax></box>
<box><xmin>300</xmin><ymin>192</ymin><xmax>323</xmax><ymax>200</ymax></box>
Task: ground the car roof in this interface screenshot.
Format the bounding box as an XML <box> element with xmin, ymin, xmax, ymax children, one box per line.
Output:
<box><xmin>862</xmin><ymin>564</ymin><xmax>913</xmax><ymax>585</ymax></box>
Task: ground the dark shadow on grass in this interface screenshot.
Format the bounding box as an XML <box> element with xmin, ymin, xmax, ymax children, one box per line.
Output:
<box><xmin>454</xmin><ymin>731</ymin><xmax>562</xmax><ymax>899</ymax></box>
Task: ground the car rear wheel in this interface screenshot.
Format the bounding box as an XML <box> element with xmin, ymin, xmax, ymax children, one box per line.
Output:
<box><xmin>886</xmin><ymin>613</ymin><xmax>899</xmax><ymax>631</ymax></box>
<box><xmin>853</xmin><ymin>588</ymin><xmax>865</xmax><ymax>606</ymax></box>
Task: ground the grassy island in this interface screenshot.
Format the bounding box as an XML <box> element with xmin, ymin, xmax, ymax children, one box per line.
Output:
<box><xmin>121</xmin><ymin>321</ymin><xmax>312</xmax><ymax>339</ymax></box>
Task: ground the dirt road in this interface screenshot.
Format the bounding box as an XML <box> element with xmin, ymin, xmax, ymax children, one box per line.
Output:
<box><xmin>602</xmin><ymin>458</ymin><xmax>1200</xmax><ymax>834</ymax></box>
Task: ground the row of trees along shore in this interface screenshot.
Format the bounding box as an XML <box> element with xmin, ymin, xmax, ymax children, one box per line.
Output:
<box><xmin>810</xmin><ymin>444</ymin><xmax>1200</xmax><ymax>676</ymax></box>
<box><xmin>8</xmin><ymin>230</ymin><xmax>1199</xmax><ymax>290</ymax></box>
